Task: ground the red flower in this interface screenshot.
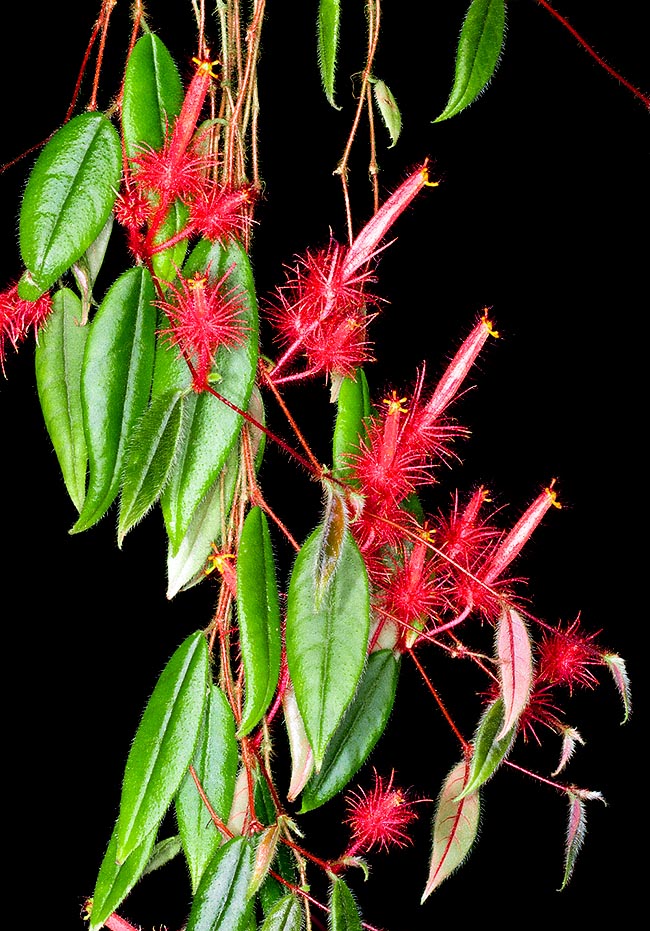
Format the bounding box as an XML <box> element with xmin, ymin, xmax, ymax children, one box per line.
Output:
<box><xmin>344</xmin><ymin>770</ymin><xmax>420</xmax><ymax>856</ymax></box>
<box><xmin>156</xmin><ymin>267</ymin><xmax>248</xmax><ymax>390</ymax></box>
<box><xmin>537</xmin><ymin>616</ymin><xmax>603</xmax><ymax>692</ymax></box>
<box><xmin>190</xmin><ymin>183</ymin><xmax>257</xmax><ymax>243</ymax></box>
<box><xmin>0</xmin><ymin>283</ymin><xmax>53</xmax><ymax>374</ymax></box>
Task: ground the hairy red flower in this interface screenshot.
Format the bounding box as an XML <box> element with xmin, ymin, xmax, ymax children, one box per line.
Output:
<box><xmin>0</xmin><ymin>284</ymin><xmax>53</xmax><ymax>374</ymax></box>
<box><xmin>344</xmin><ymin>770</ymin><xmax>419</xmax><ymax>855</ymax></box>
<box><xmin>537</xmin><ymin>616</ymin><xmax>603</xmax><ymax>692</ymax></box>
<box><xmin>190</xmin><ymin>183</ymin><xmax>256</xmax><ymax>243</ymax></box>
<box><xmin>156</xmin><ymin>268</ymin><xmax>247</xmax><ymax>390</ymax></box>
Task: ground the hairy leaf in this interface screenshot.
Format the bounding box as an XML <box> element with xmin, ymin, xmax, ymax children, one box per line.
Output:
<box><xmin>300</xmin><ymin>650</ymin><xmax>400</xmax><ymax>812</ymax></box>
<box><xmin>142</xmin><ymin>834</ymin><xmax>183</xmax><ymax>876</ymax></box>
<box><xmin>35</xmin><ymin>288</ymin><xmax>88</xmax><ymax>512</ymax></box>
<box><xmin>421</xmin><ymin>759</ymin><xmax>480</xmax><ymax>900</ymax></box>
<box><xmin>237</xmin><ymin>506</ymin><xmax>282</xmax><ymax>737</ymax></box>
<box><xmin>286</xmin><ymin>524</ymin><xmax>370</xmax><ymax>769</ymax></box>
<box><xmin>370</xmin><ymin>76</ymin><xmax>402</xmax><ymax>147</ymax></box>
<box><xmin>330</xmin><ymin>876</ymin><xmax>362</xmax><ymax>931</ymax></box>
<box><xmin>603</xmin><ymin>653</ymin><xmax>632</xmax><ymax>723</ymax></box>
<box><xmin>455</xmin><ymin>698</ymin><xmax>516</xmax><ymax>799</ymax></box>
<box><xmin>332</xmin><ymin>368</ymin><xmax>370</xmax><ymax>483</ymax></box>
<box><xmin>176</xmin><ymin>684</ymin><xmax>238</xmax><ymax>892</ymax></box>
<box><xmin>19</xmin><ymin>112</ymin><xmax>121</xmax><ymax>298</ymax></box>
<box><xmin>496</xmin><ymin>604</ymin><xmax>533</xmax><ymax>739</ymax></box>
<box><xmin>122</xmin><ymin>32</ymin><xmax>184</xmax><ymax>159</ymax></box>
<box><xmin>434</xmin><ymin>0</ymin><xmax>506</xmax><ymax>123</ymax></box>
<box><xmin>560</xmin><ymin>790</ymin><xmax>606</xmax><ymax>890</ymax></box>
<box><xmin>317</xmin><ymin>0</ymin><xmax>341</xmax><ymax>108</ymax></box>
<box><xmin>551</xmin><ymin>726</ymin><xmax>585</xmax><ymax>777</ymax></box>
<box><xmin>71</xmin><ymin>266</ymin><xmax>157</xmax><ymax>534</ymax></box>
<box><xmin>151</xmin><ymin>199</ymin><xmax>190</xmax><ymax>284</ymax></box>
<box><xmin>185</xmin><ymin>836</ymin><xmax>254</xmax><ymax>931</ymax></box>
<box><xmin>259</xmin><ymin>893</ymin><xmax>303</xmax><ymax>931</ymax></box>
<box><xmin>116</xmin><ymin>631</ymin><xmax>210</xmax><ymax>863</ymax></box>
<box><xmin>283</xmin><ymin>681</ymin><xmax>315</xmax><ymax>803</ymax></box>
<box><xmin>89</xmin><ymin>824</ymin><xmax>157</xmax><ymax>931</ymax></box>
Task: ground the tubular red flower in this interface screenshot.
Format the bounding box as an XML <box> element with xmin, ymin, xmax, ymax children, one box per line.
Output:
<box><xmin>0</xmin><ymin>284</ymin><xmax>53</xmax><ymax>374</ymax></box>
<box><xmin>190</xmin><ymin>183</ymin><xmax>257</xmax><ymax>243</ymax></box>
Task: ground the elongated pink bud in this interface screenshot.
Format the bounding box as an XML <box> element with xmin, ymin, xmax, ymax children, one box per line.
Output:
<box><xmin>342</xmin><ymin>163</ymin><xmax>434</xmax><ymax>277</ymax></box>
<box><xmin>168</xmin><ymin>57</ymin><xmax>218</xmax><ymax>164</ymax></box>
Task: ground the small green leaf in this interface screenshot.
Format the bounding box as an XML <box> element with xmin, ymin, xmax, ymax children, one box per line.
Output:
<box><xmin>370</xmin><ymin>77</ymin><xmax>402</xmax><ymax>147</ymax></box>
<box><xmin>236</xmin><ymin>506</ymin><xmax>282</xmax><ymax>737</ymax></box>
<box><xmin>259</xmin><ymin>893</ymin><xmax>303</xmax><ymax>931</ymax></box>
<box><xmin>122</xmin><ymin>32</ymin><xmax>184</xmax><ymax>159</ymax></box>
<box><xmin>300</xmin><ymin>650</ymin><xmax>400</xmax><ymax>812</ymax></box>
<box><xmin>185</xmin><ymin>836</ymin><xmax>255</xmax><ymax>931</ymax></box>
<box><xmin>116</xmin><ymin>631</ymin><xmax>210</xmax><ymax>863</ymax></box>
<box><xmin>71</xmin><ymin>266</ymin><xmax>157</xmax><ymax>534</ymax></box>
<box><xmin>603</xmin><ymin>652</ymin><xmax>632</xmax><ymax>723</ymax></box>
<box><xmin>117</xmin><ymin>389</ymin><xmax>184</xmax><ymax>546</ymax></box>
<box><xmin>455</xmin><ymin>698</ymin><xmax>516</xmax><ymax>800</ymax></box>
<box><xmin>332</xmin><ymin>368</ymin><xmax>370</xmax><ymax>483</ymax></box>
<box><xmin>151</xmin><ymin>199</ymin><xmax>190</xmax><ymax>283</ymax></box>
<box><xmin>317</xmin><ymin>0</ymin><xmax>341</xmax><ymax>109</ymax></box>
<box><xmin>286</xmin><ymin>523</ymin><xmax>369</xmax><ymax>769</ymax></box>
<box><xmin>330</xmin><ymin>876</ymin><xmax>362</xmax><ymax>931</ymax></box>
<box><xmin>314</xmin><ymin>483</ymin><xmax>348</xmax><ymax>607</ymax></box>
<box><xmin>176</xmin><ymin>684</ymin><xmax>238</xmax><ymax>892</ymax></box>
<box><xmin>434</xmin><ymin>0</ymin><xmax>506</xmax><ymax>123</ymax></box>
<box><xmin>142</xmin><ymin>834</ymin><xmax>183</xmax><ymax>877</ymax></box>
<box><xmin>89</xmin><ymin>824</ymin><xmax>157</xmax><ymax>931</ymax></box>
<box><xmin>19</xmin><ymin>111</ymin><xmax>121</xmax><ymax>296</ymax></box>
<box><xmin>35</xmin><ymin>288</ymin><xmax>88</xmax><ymax>512</ymax></box>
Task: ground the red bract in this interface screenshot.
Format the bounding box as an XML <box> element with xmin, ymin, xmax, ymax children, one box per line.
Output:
<box><xmin>0</xmin><ymin>284</ymin><xmax>53</xmax><ymax>374</ymax></box>
<box><xmin>156</xmin><ymin>268</ymin><xmax>247</xmax><ymax>390</ymax></box>
<box><xmin>537</xmin><ymin>616</ymin><xmax>603</xmax><ymax>692</ymax></box>
<box><xmin>344</xmin><ymin>770</ymin><xmax>419</xmax><ymax>856</ymax></box>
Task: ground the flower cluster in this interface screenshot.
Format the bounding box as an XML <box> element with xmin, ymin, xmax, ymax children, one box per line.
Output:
<box><xmin>0</xmin><ymin>283</ymin><xmax>52</xmax><ymax>374</ymax></box>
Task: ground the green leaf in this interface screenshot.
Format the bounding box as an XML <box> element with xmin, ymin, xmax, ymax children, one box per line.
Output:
<box><xmin>142</xmin><ymin>834</ymin><xmax>183</xmax><ymax>876</ymax></box>
<box><xmin>18</xmin><ymin>111</ymin><xmax>121</xmax><ymax>297</ymax></box>
<box><xmin>151</xmin><ymin>199</ymin><xmax>190</xmax><ymax>283</ymax></box>
<box><xmin>117</xmin><ymin>389</ymin><xmax>184</xmax><ymax>546</ymax></box>
<box><xmin>259</xmin><ymin>893</ymin><xmax>303</xmax><ymax>931</ymax></box>
<box><xmin>236</xmin><ymin>506</ymin><xmax>282</xmax><ymax>737</ymax></box>
<box><xmin>300</xmin><ymin>649</ymin><xmax>400</xmax><ymax>812</ymax></box>
<box><xmin>421</xmin><ymin>759</ymin><xmax>480</xmax><ymax>900</ymax></box>
<box><xmin>89</xmin><ymin>823</ymin><xmax>157</xmax><ymax>931</ymax></box>
<box><xmin>317</xmin><ymin>0</ymin><xmax>341</xmax><ymax>109</ymax></box>
<box><xmin>160</xmin><ymin>239</ymin><xmax>259</xmax><ymax>549</ymax></box>
<box><xmin>35</xmin><ymin>288</ymin><xmax>88</xmax><ymax>512</ymax></box>
<box><xmin>332</xmin><ymin>369</ymin><xmax>370</xmax><ymax>483</ymax></box>
<box><xmin>455</xmin><ymin>698</ymin><xmax>516</xmax><ymax>800</ymax></box>
<box><xmin>370</xmin><ymin>77</ymin><xmax>402</xmax><ymax>147</ymax></box>
<box><xmin>185</xmin><ymin>836</ymin><xmax>255</xmax><ymax>931</ymax></box>
<box><xmin>116</xmin><ymin>631</ymin><xmax>210</xmax><ymax>863</ymax></box>
<box><xmin>286</xmin><ymin>524</ymin><xmax>370</xmax><ymax>769</ymax></box>
<box><xmin>71</xmin><ymin>266</ymin><xmax>157</xmax><ymax>534</ymax></box>
<box><xmin>330</xmin><ymin>876</ymin><xmax>362</xmax><ymax>931</ymax></box>
<box><xmin>176</xmin><ymin>684</ymin><xmax>239</xmax><ymax>892</ymax></box>
<box><xmin>434</xmin><ymin>0</ymin><xmax>506</xmax><ymax>123</ymax></box>
<box><xmin>122</xmin><ymin>32</ymin><xmax>184</xmax><ymax>159</ymax></box>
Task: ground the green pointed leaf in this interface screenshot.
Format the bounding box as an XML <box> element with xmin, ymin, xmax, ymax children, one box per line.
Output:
<box><xmin>434</xmin><ymin>0</ymin><xmax>506</xmax><ymax>123</ymax></box>
<box><xmin>421</xmin><ymin>759</ymin><xmax>480</xmax><ymax>900</ymax></box>
<box><xmin>236</xmin><ymin>506</ymin><xmax>282</xmax><ymax>737</ymax></box>
<box><xmin>455</xmin><ymin>698</ymin><xmax>516</xmax><ymax>800</ymax></box>
<box><xmin>142</xmin><ymin>834</ymin><xmax>183</xmax><ymax>876</ymax></box>
<box><xmin>160</xmin><ymin>239</ymin><xmax>259</xmax><ymax>549</ymax></box>
<box><xmin>330</xmin><ymin>876</ymin><xmax>362</xmax><ymax>931</ymax></box>
<box><xmin>317</xmin><ymin>0</ymin><xmax>341</xmax><ymax>109</ymax></box>
<box><xmin>176</xmin><ymin>684</ymin><xmax>239</xmax><ymax>892</ymax></box>
<box><xmin>122</xmin><ymin>32</ymin><xmax>184</xmax><ymax>159</ymax></box>
<box><xmin>370</xmin><ymin>77</ymin><xmax>402</xmax><ymax>147</ymax></box>
<box><xmin>259</xmin><ymin>893</ymin><xmax>303</xmax><ymax>931</ymax></box>
<box><xmin>185</xmin><ymin>836</ymin><xmax>255</xmax><ymax>931</ymax></box>
<box><xmin>71</xmin><ymin>266</ymin><xmax>157</xmax><ymax>534</ymax></box>
<box><xmin>286</xmin><ymin>524</ymin><xmax>369</xmax><ymax>769</ymax></box>
<box><xmin>151</xmin><ymin>199</ymin><xmax>190</xmax><ymax>283</ymax></box>
<box><xmin>116</xmin><ymin>631</ymin><xmax>210</xmax><ymax>863</ymax></box>
<box><xmin>496</xmin><ymin>604</ymin><xmax>533</xmax><ymax>740</ymax></box>
<box><xmin>117</xmin><ymin>389</ymin><xmax>184</xmax><ymax>546</ymax></box>
<box><xmin>34</xmin><ymin>288</ymin><xmax>88</xmax><ymax>511</ymax></box>
<box><xmin>89</xmin><ymin>823</ymin><xmax>157</xmax><ymax>931</ymax></box>
<box><xmin>332</xmin><ymin>368</ymin><xmax>370</xmax><ymax>483</ymax></box>
<box><xmin>18</xmin><ymin>111</ymin><xmax>121</xmax><ymax>297</ymax></box>
<box><xmin>300</xmin><ymin>649</ymin><xmax>400</xmax><ymax>812</ymax></box>
<box><xmin>72</xmin><ymin>215</ymin><xmax>114</xmax><ymax>324</ymax></box>
<box><xmin>283</xmin><ymin>681</ymin><xmax>314</xmax><ymax>803</ymax></box>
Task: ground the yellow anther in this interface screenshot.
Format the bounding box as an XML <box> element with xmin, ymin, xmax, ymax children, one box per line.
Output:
<box><xmin>421</xmin><ymin>163</ymin><xmax>439</xmax><ymax>188</ymax></box>
<box><xmin>419</xmin><ymin>527</ymin><xmax>436</xmax><ymax>544</ymax></box>
<box><xmin>481</xmin><ymin>308</ymin><xmax>499</xmax><ymax>338</ymax></box>
<box><xmin>546</xmin><ymin>479</ymin><xmax>562</xmax><ymax>509</ymax></box>
<box><xmin>192</xmin><ymin>56</ymin><xmax>221</xmax><ymax>79</ymax></box>
<box><xmin>188</xmin><ymin>274</ymin><xmax>208</xmax><ymax>290</ymax></box>
<box><xmin>383</xmin><ymin>390</ymin><xmax>408</xmax><ymax>415</ymax></box>
<box><xmin>204</xmin><ymin>549</ymin><xmax>236</xmax><ymax>576</ymax></box>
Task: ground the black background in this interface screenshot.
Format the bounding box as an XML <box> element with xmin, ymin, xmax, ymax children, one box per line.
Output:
<box><xmin>1</xmin><ymin>2</ymin><xmax>648</xmax><ymax>928</ymax></box>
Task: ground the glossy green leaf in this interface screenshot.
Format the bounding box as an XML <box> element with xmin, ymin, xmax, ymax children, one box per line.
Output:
<box><xmin>116</xmin><ymin>631</ymin><xmax>210</xmax><ymax>863</ymax></box>
<box><xmin>300</xmin><ymin>649</ymin><xmax>400</xmax><ymax>812</ymax></box>
<box><xmin>89</xmin><ymin>823</ymin><xmax>157</xmax><ymax>931</ymax></box>
<box><xmin>259</xmin><ymin>893</ymin><xmax>303</xmax><ymax>931</ymax></box>
<box><xmin>35</xmin><ymin>288</ymin><xmax>88</xmax><ymax>512</ymax></box>
<box><xmin>185</xmin><ymin>836</ymin><xmax>254</xmax><ymax>931</ymax></box>
<box><xmin>434</xmin><ymin>0</ymin><xmax>506</xmax><ymax>123</ymax></box>
<box><xmin>332</xmin><ymin>368</ymin><xmax>370</xmax><ymax>482</ymax></box>
<box><xmin>122</xmin><ymin>32</ymin><xmax>184</xmax><ymax>159</ymax></box>
<box><xmin>159</xmin><ymin>239</ymin><xmax>259</xmax><ymax>548</ymax></box>
<box><xmin>330</xmin><ymin>876</ymin><xmax>362</xmax><ymax>931</ymax></box>
<box><xmin>421</xmin><ymin>759</ymin><xmax>480</xmax><ymax>900</ymax></box>
<box><xmin>117</xmin><ymin>389</ymin><xmax>184</xmax><ymax>546</ymax></box>
<box><xmin>71</xmin><ymin>266</ymin><xmax>157</xmax><ymax>534</ymax></box>
<box><xmin>318</xmin><ymin>0</ymin><xmax>341</xmax><ymax>108</ymax></box>
<box><xmin>141</xmin><ymin>834</ymin><xmax>183</xmax><ymax>876</ymax></box>
<box><xmin>151</xmin><ymin>199</ymin><xmax>190</xmax><ymax>283</ymax></box>
<box><xmin>237</xmin><ymin>506</ymin><xmax>282</xmax><ymax>737</ymax></box>
<box><xmin>370</xmin><ymin>76</ymin><xmax>402</xmax><ymax>147</ymax></box>
<box><xmin>286</xmin><ymin>524</ymin><xmax>369</xmax><ymax>769</ymax></box>
<box><xmin>72</xmin><ymin>214</ymin><xmax>114</xmax><ymax>324</ymax></box>
<box><xmin>455</xmin><ymin>698</ymin><xmax>516</xmax><ymax>800</ymax></box>
<box><xmin>18</xmin><ymin>112</ymin><xmax>121</xmax><ymax>298</ymax></box>
<box><xmin>176</xmin><ymin>684</ymin><xmax>238</xmax><ymax>892</ymax></box>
